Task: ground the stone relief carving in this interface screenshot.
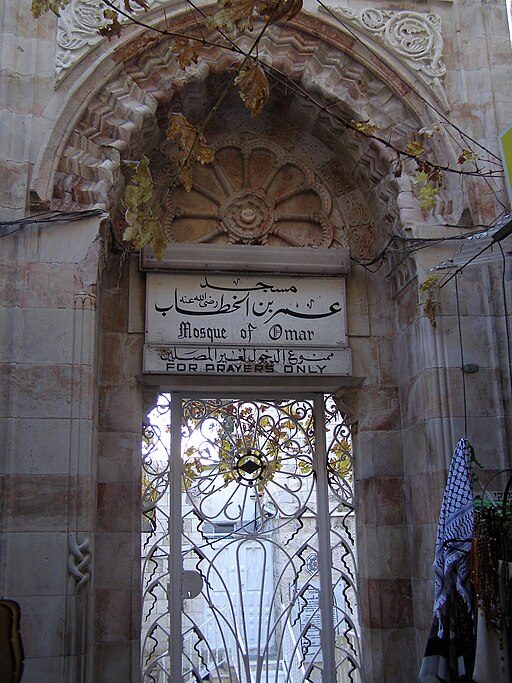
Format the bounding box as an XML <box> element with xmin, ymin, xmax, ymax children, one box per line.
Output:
<box><xmin>57</xmin><ymin>0</ymin><xmax>107</xmax><ymax>78</ymax></box>
<box><xmin>338</xmin><ymin>190</ymin><xmax>377</xmax><ymax>260</ymax></box>
<box><xmin>323</xmin><ymin>6</ymin><xmax>448</xmax><ymax>108</ymax></box>
<box><xmin>68</xmin><ymin>534</ymin><xmax>91</xmax><ymax>591</ymax></box>
<box><xmin>56</xmin><ymin>0</ymin><xmax>446</xmax><ymax>108</ymax></box>
<box><xmin>150</xmin><ymin>136</ymin><xmax>351</xmax><ymax>249</ymax></box>
<box><xmin>56</xmin><ymin>0</ymin><xmax>169</xmax><ymax>79</ymax></box>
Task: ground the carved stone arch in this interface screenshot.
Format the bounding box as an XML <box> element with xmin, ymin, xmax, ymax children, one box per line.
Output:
<box><xmin>43</xmin><ymin>8</ymin><xmax>467</xmax><ymax>262</ymax></box>
<box><xmin>27</xmin><ymin>8</ymin><xmax>471</xmax><ymax>683</ymax></box>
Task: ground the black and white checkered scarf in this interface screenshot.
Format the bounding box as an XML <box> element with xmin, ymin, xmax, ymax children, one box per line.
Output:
<box><xmin>433</xmin><ymin>438</ymin><xmax>474</xmax><ymax>637</ymax></box>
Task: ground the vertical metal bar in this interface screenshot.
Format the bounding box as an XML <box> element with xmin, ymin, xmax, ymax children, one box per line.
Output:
<box><xmin>169</xmin><ymin>394</ymin><xmax>184</xmax><ymax>683</ymax></box>
<box><xmin>314</xmin><ymin>394</ymin><xmax>337</xmax><ymax>682</ymax></box>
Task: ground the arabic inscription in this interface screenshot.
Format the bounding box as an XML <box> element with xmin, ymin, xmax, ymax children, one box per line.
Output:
<box><xmin>144</xmin><ymin>274</ymin><xmax>350</xmax><ymax>376</ymax></box>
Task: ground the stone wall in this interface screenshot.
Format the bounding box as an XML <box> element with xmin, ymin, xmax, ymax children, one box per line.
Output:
<box><xmin>0</xmin><ymin>214</ymin><xmax>104</xmax><ymax>679</ymax></box>
<box><xmin>1</xmin><ymin>0</ymin><xmax>512</xmax><ymax>681</ymax></box>
<box><xmin>94</xmin><ymin>251</ymin><xmax>146</xmax><ymax>682</ymax></box>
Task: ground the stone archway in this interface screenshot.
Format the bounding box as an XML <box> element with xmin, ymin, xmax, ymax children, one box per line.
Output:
<box><xmin>39</xmin><ymin>9</ymin><xmax>463</xmax><ymax>683</ymax></box>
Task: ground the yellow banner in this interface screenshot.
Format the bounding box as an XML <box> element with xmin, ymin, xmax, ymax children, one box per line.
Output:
<box><xmin>499</xmin><ymin>126</ymin><xmax>512</xmax><ymax>207</ymax></box>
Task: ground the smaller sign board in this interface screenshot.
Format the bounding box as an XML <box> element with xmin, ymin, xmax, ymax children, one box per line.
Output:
<box><xmin>299</xmin><ymin>584</ymin><xmax>322</xmax><ymax>662</ymax></box>
<box><xmin>298</xmin><ymin>584</ymin><xmax>338</xmax><ymax>663</ymax></box>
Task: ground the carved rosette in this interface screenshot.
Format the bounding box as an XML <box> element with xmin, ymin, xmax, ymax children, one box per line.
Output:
<box><xmin>222</xmin><ymin>190</ymin><xmax>275</xmax><ymax>242</ymax></box>
<box><xmin>152</xmin><ymin>137</ymin><xmax>349</xmax><ymax>249</ymax></box>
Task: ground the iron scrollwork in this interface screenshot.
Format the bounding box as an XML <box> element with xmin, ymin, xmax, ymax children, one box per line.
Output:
<box><xmin>141</xmin><ymin>395</ymin><xmax>362</xmax><ymax>683</ymax></box>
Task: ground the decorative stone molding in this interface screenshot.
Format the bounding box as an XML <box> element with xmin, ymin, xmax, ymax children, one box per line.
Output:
<box><xmin>75</xmin><ymin>289</ymin><xmax>97</xmax><ymax>310</ymax></box>
<box><xmin>333</xmin><ymin>388</ymin><xmax>360</xmax><ymax>427</ymax></box>
<box><xmin>57</xmin><ymin>0</ymin><xmax>107</xmax><ymax>79</ymax></box>
<box><xmin>56</xmin><ymin>0</ymin><xmax>447</xmax><ymax>111</ymax></box>
<box><xmin>386</xmin><ymin>252</ymin><xmax>417</xmax><ymax>299</ymax></box>
<box><xmin>151</xmin><ymin>136</ymin><xmax>351</xmax><ymax>249</ymax></box>
<box><xmin>68</xmin><ymin>534</ymin><xmax>91</xmax><ymax>590</ymax></box>
<box><xmin>56</xmin><ymin>0</ymin><xmax>171</xmax><ymax>79</ymax></box>
<box><xmin>322</xmin><ymin>6</ymin><xmax>448</xmax><ymax>108</ymax></box>
<box><xmin>49</xmin><ymin>13</ymin><xmax>429</xmax><ymax>261</ymax></box>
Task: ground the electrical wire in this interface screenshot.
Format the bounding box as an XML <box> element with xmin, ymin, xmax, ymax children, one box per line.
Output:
<box><xmin>439</xmin><ymin>216</ymin><xmax>512</xmax><ymax>288</ymax></box>
<box><xmin>0</xmin><ymin>208</ymin><xmax>107</xmax><ymax>234</ymax></box>
<box><xmin>350</xmin><ymin>222</ymin><xmax>503</xmax><ymax>270</ymax></box>
<box><xmin>313</xmin><ymin>0</ymin><xmax>503</xmax><ymax>165</ymax></box>
<box><xmin>454</xmin><ymin>275</ymin><xmax>468</xmax><ymax>436</ymax></box>
<box><xmin>498</xmin><ymin>242</ymin><xmax>512</xmax><ymax>413</ymax></box>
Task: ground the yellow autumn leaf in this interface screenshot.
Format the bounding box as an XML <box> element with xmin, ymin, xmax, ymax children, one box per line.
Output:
<box><xmin>256</xmin><ymin>0</ymin><xmax>303</xmax><ymax>23</ymax></box>
<box><xmin>177</xmin><ymin>164</ymin><xmax>194</xmax><ymax>192</ymax></box>
<box><xmin>172</xmin><ymin>37</ymin><xmax>200</xmax><ymax>70</ymax></box>
<box><xmin>419</xmin><ymin>123</ymin><xmax>441</xmax><ymax>138</ymax></box>
<box><xmin>123</xmin><ymin>211</ymin><xmax>167</xmax><ymax>259</ymax></box>
<box><xmin>211</xmin><ymin>0</ymin><xmax>256</xmax><ymax>33</ymax></box>
<box><xmin>142</xmin><ymin>215</ymin><xmax>167</xmax><ymax>259</ymax></box>
<box><xmin>415</xmin><ymin>171</ymin><xmax>429</xmax><ymax>183</ymax></box>
<box><xmin>458</xmin><ymin>149</ymin><xmax>480</xmax><ymax>164</ymax></box>
<box><xmin>165</xmin><ymin>113</ymin><xmax>214</xmax><ymax>190</ymax></box>
<box><xmin>124</xmin><ymin>184</ymin><xmax>145</xmax><ymax>209</ymax></box>
<box><xmin>124</xmin><ymin>156</ymin><xmax>153</xmax><ymax>205</ymax></box>
<box><xmin>122</xmin><ymin>156</ymin><xmax>167</xmax><ymax>259</ymax></box>
<box><xmin>235</xmin><ymin>61</ymin><xmax>269</xmax><ymax>118</ymax></box>
<box><xmin>166</xmin><ymin>113</ymin><xmax>214</xmax><ymax>165</ymax></box>
<box><xmin>31</xmin><ymin>0</ymin><xmax>69</xmax><ymax>17</ymax></box>
<box><xmin>406</xmin><ymin>141</ymin><xmax>425</xmax><ymax>158</ymax></box>
<box><xmin>419</xmin><ymin>275</ymin><xmax>439</xmax><ymax>293</ymax></box>
<box><xmin>123</xmin><ymin>0</ymin><xmax>149</xmax><ymax>13</ymax></box>
<box><xmin>416</xmin><ymin>161</ymin><xmax>443</xmax><ymax>187</ymax></box>
<box><xmin>413</xmin><ymin>169</ymin><xmax>439</xmax><ymax>211</ymax></box>
<box><xmin>98</xmin><ymin>9</ymin><xmax>123</xmax><ymax>39</ymax></box>
<box><xmin>417</xmin><ymin>182</ymin><xmax>439</xmax><ymax>211</ymax></box>
<box><xmin>351</xmin><ymin>119</ymin><xmax>378</xmax><ymax>136</ymax></box>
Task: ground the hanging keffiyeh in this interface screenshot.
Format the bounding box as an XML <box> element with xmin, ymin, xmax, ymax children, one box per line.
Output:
<box><xmin>433</xmin><ymin>437</ymin><xmax>475</xmax><ymax>635</ymax></box>
<box><xmin>419</xmin><ymin>438</ymin><xmax>476</xmax><ymax>682</ymax></box>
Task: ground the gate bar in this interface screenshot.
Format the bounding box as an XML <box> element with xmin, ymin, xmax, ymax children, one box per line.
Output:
<box><xmin>314</xmin><ymin>394</ymin><xmax>337</xmax><ymax>682</ymax></box>
<box><xmin>169</xmin><ymin>393</ymin><xmax>184</xmax><ymax>682</ymax></box>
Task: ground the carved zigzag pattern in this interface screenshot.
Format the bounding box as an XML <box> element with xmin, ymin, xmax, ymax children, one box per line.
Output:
<box><xmin>55</xmin><ymin>132</ymin><xmax>122</xmax><ymax>211</ymax></box>
<box><xmin>53</xmin><ymin>19</ymin><xmax>421</xmax><ymax>236</ymax></box>
<box><xmin>78</xmin><ymin>73</ymin><xmax>158</xmax><ymax>150</ymax></box>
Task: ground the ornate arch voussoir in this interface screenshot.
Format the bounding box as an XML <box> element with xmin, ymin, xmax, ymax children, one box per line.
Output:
<box><xmin>47</xmin><ymin>0</ymin><xmax>439</xmax><ymax>238</ymax></box>
<box><xmin>319</xmin><ymin>6</ymin><xmax>448</xmax><ymax>110</ymax></box>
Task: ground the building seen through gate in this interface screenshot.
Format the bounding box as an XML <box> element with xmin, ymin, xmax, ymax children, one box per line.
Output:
<box><xmin>141</xmin><ymin>395</ymin><xmax>361</xmax><ymax>682</ymax></box>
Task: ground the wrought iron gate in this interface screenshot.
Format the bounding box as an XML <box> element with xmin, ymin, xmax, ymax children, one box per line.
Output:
<box><xmin>141</xmin><ymin>395</ymin><xmax>361</xmax><ymax>683</ymax></box>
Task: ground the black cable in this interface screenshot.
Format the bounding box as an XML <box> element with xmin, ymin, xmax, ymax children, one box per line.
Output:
<box><xmin>0</xmin><ymin>208</ymin><xmax>107</xmax><ymax>233</ymax></box>
<box><xmin>109</xmin><ymin>220</ymin><xmax>138</xmax><ymax>255</ymax></box>
<box><xmin>439</xmin><ymin>215</ymin><xmax>512</xmax><ymax>289</ymax></box>
<box><xmin>454</xmin><ymin>275</ymin><xmax>468</xmax><ymax>437</ymax></box>
<box><xmin>0</xmin><ymin>225</ymin><xmax>26</xmax><ymax>239</ymax></box>
<box><xmin>351</xmin><ymin>223</ymin><xmax>503</xmax><ymax>269</ymax></box>
<box><xmin>314</xmin><ymin>0</ymin><xmax>503</xmax><ymax>165</ymax></box>
<box><xmin>438</xmin><ymin>241</ymin><xmax>495</xmax><ymax>289</ymax></box>
<box><xmin>0</xmin><ymin>209</ymin><xmax>60</xmax><ymax>225</ymax></box>
<box><xmin>498</xmin><ymin>242</ymin><xmax>512</xmax><ymax>418</ymax></box>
